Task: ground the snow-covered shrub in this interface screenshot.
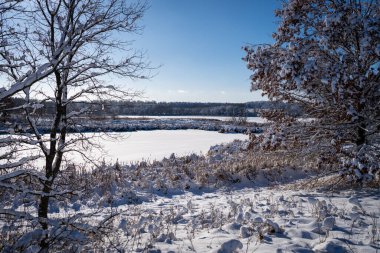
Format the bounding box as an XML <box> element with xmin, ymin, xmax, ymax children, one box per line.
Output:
<box><xmin>243</xmin><ymin>0</ymin><xmax>380</xmax><ymax>184</ymax></box>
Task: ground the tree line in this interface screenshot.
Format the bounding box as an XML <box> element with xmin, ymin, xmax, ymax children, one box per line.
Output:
<box><xmin>1</xmin><ymin>98</ymin><xmax>303</xmax><ymax>120</ymax></box>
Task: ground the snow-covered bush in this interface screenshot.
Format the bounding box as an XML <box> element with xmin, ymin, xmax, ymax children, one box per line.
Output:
<box><xmin>243</xmin><ymin>0</ymin><xmax>380</xmax><ymax>183</ymax></box>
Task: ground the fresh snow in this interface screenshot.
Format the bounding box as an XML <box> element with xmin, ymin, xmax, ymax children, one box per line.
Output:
<box><xmin>65</xmin><ymin>183</ymin><xmax>380</xmax><ymax>252</ymax></box>
<box><xmin>51</xmin><ymin>141</ymin><xmax>379</xmax><ymax>252</ymax></box>
<box><xmin>2</xmin><ymin>139</ymin><xmax>379</xmax><ymax>252</ymax></box>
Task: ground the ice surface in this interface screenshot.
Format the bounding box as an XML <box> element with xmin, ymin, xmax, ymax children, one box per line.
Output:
<box><xmin>12</xmin><ymin>130</ymin><xmax>247</xmax><ymax>167</ymax></box>
<box><xmin>73</xmin><ymin>130</ymin><xmax>248</xmax><ymax>165</ymax></box>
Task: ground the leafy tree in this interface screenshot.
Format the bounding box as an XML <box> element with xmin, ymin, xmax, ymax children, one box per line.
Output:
<box><xmin>243</xmin><ymin>0</ymin><xmax>379</xmax><ymax>181</ymax></box>
<box><xmin>0</xmin><ymin>0</ymin><xmax>148</xmax><ymax>251</ymax></box>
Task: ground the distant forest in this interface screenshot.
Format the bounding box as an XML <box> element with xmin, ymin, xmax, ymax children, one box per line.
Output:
<box><xmin>1</xmin><ymin>99</ymin><xmax>303</xmax><ymax>118</ymax></box>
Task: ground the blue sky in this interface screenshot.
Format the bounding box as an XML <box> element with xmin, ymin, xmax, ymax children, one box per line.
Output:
<box><xmin>124</xmin><ymin>0</ymin><xmax>281</xmax><ymax>102</ymax></box>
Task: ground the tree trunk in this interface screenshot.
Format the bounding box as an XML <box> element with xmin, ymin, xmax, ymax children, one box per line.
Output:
<box><xmin>356</xmin><ymin>123</ymin><xmax>366</xmax><ymax>147</ymax></box>
<box><xmin>37</xmin><ymin>145</ymin><xmax>57</xmax><ymax>251</ymax></box>
<box><xmin>38</xmin><ymin>179</ymin><xmax>52</xmax><ymax>252</ymax></box>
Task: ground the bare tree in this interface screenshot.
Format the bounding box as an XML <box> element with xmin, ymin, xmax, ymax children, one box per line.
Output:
<box><xmin>0</xmin><ymin>0</ymin><xmax>149</xmax><ymax>251</ymax></box>
<box><xmin>0</xmin><ymin>0</ymin><xmax>26</xmax><ymax>184</ymax></box>
<box><xmin>243</xmin><ymin>0</ymin><xmax>379</xmax><ymax>181</ymax></box>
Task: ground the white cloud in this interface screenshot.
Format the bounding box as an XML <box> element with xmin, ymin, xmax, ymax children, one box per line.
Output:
<box><xmin>220</xmin><ymin>90</ymin><xmax>226</xmax><ymax>95</ymax></box>
<box><xmin>177</xmin><ymin>89</ymin><xmax>188</xmax><ymax>93</ymax></box>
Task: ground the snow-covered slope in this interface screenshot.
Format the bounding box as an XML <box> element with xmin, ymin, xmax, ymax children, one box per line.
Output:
<box><xmin>57</xmin><ymin>141</ymin><xmax>380</xmax><ymax>252</ymax></box>
<box><xmin>2</xmin><ymin>140</ymin><xmax>379</xmax><ymax>252</ymax></box>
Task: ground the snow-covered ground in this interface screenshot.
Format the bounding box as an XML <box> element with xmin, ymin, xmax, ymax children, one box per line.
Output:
<box><xmin>107</xmin><ymin>186</ymin><xmax>380</xmax><ymax>252</ymax></box>
<box><xmin>54</xmin><ymin>141</ymin><xmax>379</xmax><ymax>252</ymax></box>
<box><xmin>2</xmin><ymin>140</ymin><xmax>379</xmax><ymax>252</ymax></box>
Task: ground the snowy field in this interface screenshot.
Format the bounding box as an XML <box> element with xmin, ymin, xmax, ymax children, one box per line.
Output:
<box><xmin>1</xmin><ymin>139</ymin><xmax>379</xmax><ymax>252</ymax></box>
<box><xmin>51</xmin><ymin>141</ymin><xmax>379</xmax><ymax>252</ymax></box>
<box><xmin>106</xmin><ymin>185</ymin><xmax>380</xmax><ymax>252</ymax></box>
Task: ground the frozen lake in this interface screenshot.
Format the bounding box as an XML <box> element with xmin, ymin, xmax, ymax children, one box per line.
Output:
<box><xmin>5</xmin><ymin>130</ymin><xmax>248</xmax><ymax>168</ymax></box>
<box><xmin>75</xmin><ymin>130</ymin><xmax>248</xmax><ymax>165</ymax></box>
